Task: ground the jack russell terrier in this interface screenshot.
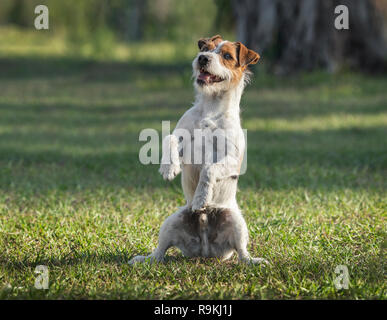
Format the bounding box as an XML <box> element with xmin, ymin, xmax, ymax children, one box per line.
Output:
<box><xmin>129</xmin><ymin>35</ymin><xmax>267</xmax><ymax>265</ymax></box>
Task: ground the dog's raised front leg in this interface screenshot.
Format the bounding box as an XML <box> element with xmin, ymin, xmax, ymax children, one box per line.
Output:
<box><xmin>191</xmin><ymin>160</ymin><xmax>239</xmax><ymax>212</ymax></box>
<box><xmin>191</xmin><ymin>165</ymin><xmax>215</xmax><ymax>211</ymax></box>
<box><xmin>159</xmin><ymin>134</ymin><xmax>181</xmax><ymax>181</ymax></box>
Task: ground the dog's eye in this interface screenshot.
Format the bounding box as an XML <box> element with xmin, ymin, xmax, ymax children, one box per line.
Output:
<box><xmin>223</xmin><ymin>53</ymin><xmax>232</xmax><ymax>60</ymax></box>
<box><xmin>201</xmin><ymin>46</ymin><xmax>209</xmax><ymax>52</ymax></box>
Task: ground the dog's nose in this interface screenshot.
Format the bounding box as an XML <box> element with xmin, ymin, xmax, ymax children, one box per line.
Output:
<box><xmin>198</xmin><ymin>55</ymin><xmax>209</xmax><ymax>67</ymax></box>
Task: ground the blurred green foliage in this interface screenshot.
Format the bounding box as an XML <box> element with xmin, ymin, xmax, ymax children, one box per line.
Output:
<box><xmin>0</xmin><ymin>0</ymin><xmax>231</xmax><ymax>58</ymax></box>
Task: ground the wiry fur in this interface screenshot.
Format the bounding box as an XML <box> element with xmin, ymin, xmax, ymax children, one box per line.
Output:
<box><xmin>129</xmin><ymin>37</ymin><xmax>267</xmax><ymax>265</ymax></box>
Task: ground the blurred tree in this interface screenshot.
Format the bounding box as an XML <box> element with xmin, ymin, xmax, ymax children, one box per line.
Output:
<box><xmin>144</xmin><ymin>0</ymin><xmax>218</xmax><ymax>41</ymax></box>
<box><xmin>232</xmin><ymin>0</ymin><xmax>387</xmax><ymax>74</ymax></box>
<box><xmin>5</xmin><ymin>0</ymin><xmax>40</xmax><ymax>27</ymax></box>
<box><xmin>108</xmin><ymin>0</ymin><xmax>146</xmax><ymax>41</ymax></box>
<box><xmin>214</xmin><ymin>0</ymin><xmax>235</xmax><ymax>32</ymax></box>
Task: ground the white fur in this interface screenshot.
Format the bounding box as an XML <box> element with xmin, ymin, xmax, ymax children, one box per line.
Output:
<box><xmin>129</xmin><ymin>41</ymin><xmax>267</xmax><ymax>266</ymax></box>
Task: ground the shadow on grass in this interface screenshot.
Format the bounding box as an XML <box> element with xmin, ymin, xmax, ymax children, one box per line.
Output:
<box><xmin>1</xmin><ymin>249</ymin><xmax>384</xmax><ymax>292</ymax></box>
<box><xmin>0</xmin><ymin>56</ymin><xmax>191</xmax><ymax>83</ymax></box>
<box><xmin>0</xmin><ymin>250</ymin><xmax>236</xmax><ymax>271</ymax></box>
<box><xmin>0</xmin><ymin>251</ymin><xmax>132</xmax><ymax>270</ymax></box>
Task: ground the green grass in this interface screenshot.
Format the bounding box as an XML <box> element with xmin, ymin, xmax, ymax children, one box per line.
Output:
<box><xmin>0</xmin><ymin>32</ymin><xmax>386</xmax><ymax>299</ymax></box>
<box><xmin>0</xmin><ymin>26</ymin><xmax>198</xmax><ymax>63</ymax></box>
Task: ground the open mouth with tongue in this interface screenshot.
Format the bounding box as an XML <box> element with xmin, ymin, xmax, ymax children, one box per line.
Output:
<box><xmin>197</xmin><ymin>68</ymin><xmax>224</xmax><ymax>85</ymax></box>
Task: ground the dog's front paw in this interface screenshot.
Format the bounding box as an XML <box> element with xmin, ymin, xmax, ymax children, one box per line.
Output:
<box><xmin>159</xmin><ymin>163</ymin><xmax>181</xmax><ymax>181</ymax></box>
<box><xmin>191</xmin><ymin>196</ymin><xmax>207</xmax><ymax>212</ymax></box>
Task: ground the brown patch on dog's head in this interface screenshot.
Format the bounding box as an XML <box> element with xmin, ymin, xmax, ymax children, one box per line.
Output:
<box><xmin>198</xmin><ymin>35</ymin><xmax>223</xmax><ymax>52</ymax></box>
<box><xmin>217</xmin><ymin>41</ymin><xmax>260</xmax><ymax>84</ymax></box>
<box><xmin>218</xmin><ymin>42</ymin><xmax>243</xmax><ymax>84</ymax></box>
<box><xmin>235</xmin><ymin>42</ymin><xmax>260</xmax><ymax>69</ymax></box>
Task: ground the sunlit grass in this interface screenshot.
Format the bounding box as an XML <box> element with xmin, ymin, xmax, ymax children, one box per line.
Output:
<box><xmin>0</xmin><ymin>26</ymin><xmax>67</xmax><ymax>57</ymax></box>
<box><xmin>0</xmin><ymin>26</ymin><xmax>197</xmax><ymax>62</ymax></box>
<box><xmin>244</xmin><ymin>113</ymin><xmax>387</xmax><ymax>131</ymax></box>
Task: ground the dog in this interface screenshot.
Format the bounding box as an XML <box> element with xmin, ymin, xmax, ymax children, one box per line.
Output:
<box><xmin>129</xmin><ymin>35</ymin><xmax>267</xmax><ymax>265</ymax></box>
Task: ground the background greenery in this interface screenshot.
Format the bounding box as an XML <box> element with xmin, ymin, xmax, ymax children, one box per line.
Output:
<box><xmin>0</xmin><ymin>1</ymin><xmax>385</xmax><ymax>299</ymax></box>
<box><xmin>0</xmin><ymin>0</ymin><xmax>230</xmax><ymax>59</ymax></box>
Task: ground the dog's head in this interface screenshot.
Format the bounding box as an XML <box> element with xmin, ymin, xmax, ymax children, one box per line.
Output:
<box><xmin>192</xmin><ymin>35</ymin><xmax>260</xmax><ymax>95</ymax></box>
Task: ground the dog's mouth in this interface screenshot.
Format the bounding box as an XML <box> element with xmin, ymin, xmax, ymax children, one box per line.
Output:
<box><xmin>197</xmin><ymin>68</ymin><xmax>224</xmax><ymax>85</ymax></box>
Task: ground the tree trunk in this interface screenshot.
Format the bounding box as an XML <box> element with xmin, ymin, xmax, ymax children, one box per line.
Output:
<box><xmin>232</xmin><ymin>0</ymin><xmax>387</xmax><ymax>74</ymax></box>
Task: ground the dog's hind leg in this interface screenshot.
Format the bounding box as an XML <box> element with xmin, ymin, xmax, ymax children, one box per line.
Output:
<box><xmin>230</xmin><ymin>208</ymin><xmax>269</xmax><ymax>265</ymax></box>
<box><xmin>128</xmin><ymin>241</ymin><xmax>169</xmax><ymax>265</ymax></box>
<box><xmin>129</xmin><ymin>206</ymin><xmax>188</xmax><ymax>265</ymax></box>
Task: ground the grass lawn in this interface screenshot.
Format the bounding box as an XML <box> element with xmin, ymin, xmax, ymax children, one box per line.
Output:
<box><xmin>0</xmin><ymin>39</ymin><xmax>386</xmax><ymax>299</ymax></box>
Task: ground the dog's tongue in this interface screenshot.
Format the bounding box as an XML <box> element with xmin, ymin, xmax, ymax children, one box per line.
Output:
<box><xmin>198</xmin><ymin>72</ymin><xmax>211</xmax><ymax>81</ymax></box>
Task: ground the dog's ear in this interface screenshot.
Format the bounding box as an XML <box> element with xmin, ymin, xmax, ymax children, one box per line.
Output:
<box><xmin>235</xmin><ymin>42</ymin><xmax>260</xmax><ymax>68</ymax></box>
<box><xmin>198</xmin><ymin>35</ymin><xmax>223</xmax><ymax>51</ymax></box>
<box><xmin>210</xmin><ymin>34</ymin><xmax>223</xmax><ymax>45</ymax></box>
<box><xmin>198</xmin><ymin>38</ymin><xmax>208</xmax><ymax>51</ymax></box>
